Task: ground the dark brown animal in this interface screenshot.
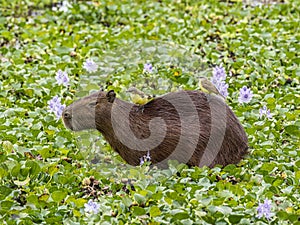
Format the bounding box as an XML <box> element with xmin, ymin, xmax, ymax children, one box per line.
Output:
<box><xmin>62</xmin><ymin>90</ymin><xmax>248</xmax><ymax>168</ymax></box>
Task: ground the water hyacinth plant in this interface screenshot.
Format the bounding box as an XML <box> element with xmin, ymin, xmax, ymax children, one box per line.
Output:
<box><xmin>1</xmin><ymin>1</ymin><xmax>299</xmax><ymax>224</ymax></box>
<box><xmin>83</xmin><ymin>59</ymin><xmax>98</xmax><ymax>73</ymax></box>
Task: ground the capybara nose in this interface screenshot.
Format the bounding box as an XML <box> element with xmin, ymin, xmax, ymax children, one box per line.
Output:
<box><xmin>63</xmin><ymin>110</ymin><xmax>72</xmax><ymax>120</ymax></box>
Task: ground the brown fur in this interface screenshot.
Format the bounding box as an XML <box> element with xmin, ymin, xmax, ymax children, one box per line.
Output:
<box><xmin>63</xmin><ymin>90</ymin><xmax>248</xmax><ymax>168</ymax></box>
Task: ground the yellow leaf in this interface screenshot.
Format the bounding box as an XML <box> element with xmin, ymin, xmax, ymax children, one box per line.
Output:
<box><xmin>286</xmin><ymin>207</ymin><xmax>293</xmax><ymax>213</ymax></box>
<box><xmin>39</xmin><ymin>194</ymin><xmax>50</xmax><ymax>201</ymax></box>
<box><xmin>45</xmin><ymin>130</ymin><xmax>55</xmax><ymax>135</ymax></box>
<box><xmin>74</xmin><ymin>198</ymin><xmax>87</xmax><ymax>208</ymax></box>
<box><xmin>73</xmin><ymin>209</ymin><xmax>81</xmax><ymax>217</ymax></box>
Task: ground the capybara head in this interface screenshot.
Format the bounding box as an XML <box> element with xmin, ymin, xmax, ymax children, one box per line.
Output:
<box><xmin>63</xmin><ymin>91</ymin><xmax>115</xmax><ymax>131</ymax></box>
<box><xmin>63</xmin><ymin>90</ymin><xmax>248</xmax><ymax>168</ymax></box>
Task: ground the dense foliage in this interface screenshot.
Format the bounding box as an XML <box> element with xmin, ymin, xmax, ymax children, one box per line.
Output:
<box><xmin>0</xmin><ymin>0</ymin><xmax>299</xmax><ymax>224</ymax></box>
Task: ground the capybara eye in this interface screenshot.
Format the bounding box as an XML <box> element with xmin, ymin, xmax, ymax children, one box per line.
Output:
<box><xmin>64</xmin><ymin>111</ymin><xmax>72</xmax><ymax>119</ymax></box>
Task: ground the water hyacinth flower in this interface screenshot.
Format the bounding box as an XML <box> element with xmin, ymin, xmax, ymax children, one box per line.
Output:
<box><xmin>210</xmin><ymin>65</ymin><xmax>228</xmax><ymax>98</ymax></box>
<box><xmin>48</xmin><ymin>96</ymin><xmax>65</xmax><ymax>120</ymax></box>
<box><xmin>60</xmin><ymin>1</ymin><xmax>72</xmax><ymax>12</ymax></box>
<box><xmin>211</xmin><ymin>76</ymin><xmax>220</xmax><ymax>87</ymax></box>
<box><xmin>143</xmin><ymin>63</ymin><xmax>153</xmax><ymax>73</ymax></box>
<box><xmin>140</xmin><ymin>151</ymin><xmax>151</xmax><ymax>165</ymax></box>
<box><xmin>213</xmin><ymin>65</ymin><xmax>226</xmax><ymax>81</ymax></box>
<box><xmin>238</xmin><ymin>86</ymin><xmax>253</xmax><ymax>103</ymax></box>
<box><xmin>83</xmin><ymin>59</ymin><xmax>98</xmax><ymax>73</ymax></box>
<box><xmin>217</xmin><ymin>80</ymin><xmax>229</xmax><ymax>98</ymax></box>
<box><xmin>52</xmin><ymin>0</ymin><xmax>72</xmax><ymax>12</ymax></box>
<box><xmin>259</xmin><ymin>106</ymin><xmax>272</xmax><ymax>119</ymax></box>
<box><xmin>139</xmin><ymin>157</ymin><xmax>144</xmax><ymax>165</ymax></box>
<box><xmin>84</xmin><ymin>199</ymin><xmax>100</xmax><ymax>214</ymax></box>
<box><xmin>145</xmin><ymin>151</ymin><xmax>151</xmax><ymax>161</ymax></box>
<box><xmin>257</xmin><ymin>199</ymin><xmax>272</xmax><ymax>220</ymax></box>
<box><xmin>55</xmin><ymin>69</ymin><xmax>69</xmax><ymax>87</ymax></box>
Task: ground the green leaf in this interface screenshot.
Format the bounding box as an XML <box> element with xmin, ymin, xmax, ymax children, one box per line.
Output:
<box><xmin>132</xmin><ymin>206</ymin><xmax>146</xmax><ymax>216</ymax></box>
<box><xmin>228</xmin><ymin>215</ymin><xmax>243</xmax><ymax>224</ymax></box>
<box><xmin>295</xmin><ymin>171</ymin><xmax>300</xmax><ymax>184</ymax></box>
<box><xmin>48</xmin><ymin>164</ymin><xmax>59</xmax><ymax>177</ymax></box>
<box><xmin>173</xmin><ymin>212</ymin><xmax>189</xmax><ymax>220</ymax></box>
<box><xmin>285</xmin><ymin>125</ymin><xmax>300</xmax><ymax>137</ymax></box>
<box><xmin>26</xmin><ymin>160</ymin><xmax>41</xmax><ymax>176</ymax></box>
<box><xmin>277</xmin><ymin>211</ymin><xmax>289</xmax><ymax>220</ymax></box>
<box><xmin>150</xmin><ymin>206</ymin><xmax>161</xmax><ymax>217</ymax></box>
<box><xmin>2</xmin><ymin>140</ymin><xmax>13</xmax><ymax>152</ymax></box>
<box><xmin>1</xmin><ymin>200</ymin><xmax>14</xmax><ymax>210</ymax></box>
<box><xmin>51</xmin><ymin>190</ymin><xmax>68</xmax><ymax>202</ymax></box>
<box><xmin>27</xmin><ymin>194</ymin><xmax>39</xmax><ymax>205</ymax></box>
<box><xmin>273</xmin><ymin>178</ymin><xmax>283</xmax><ymax>187</ymax></box>
<box><xmin>122</xmin><ymin>196</ymin><xmax>132</xmax><ymax>208</ymax></box>
<box><xmin>134</xmin><ymin>193</ymin><xmax>146</xmax><ymax>205</ymax></box>
<box><xmin>260</xmin><ymin>162</ymin><xmax>276</xmax><ymax>172</ymax></box>
<box><xmin>11</xmin><ymin>163</ymin><xmax>21</xmax><ymax>177</ymax></box>
<box><xmin>0</xmin><ymin>186</ymin><xmax>12</xmax><ymax>197</ymax></box>
<box><xmin>0</xmin><ymin>168</ymin><xmax>8</xmax><ymax>179</ymax></box>
<box><xmin>45</xmin><ymin>216</ymin><xmax>63</xmax><ymax>224</ymax></box>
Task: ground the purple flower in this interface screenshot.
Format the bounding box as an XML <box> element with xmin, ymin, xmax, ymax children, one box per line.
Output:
<box><xmin>143</xmin><ymin>63</ymin><xmax>153</xmax><ymax>73</ymax></box>
<box><xmin>145</xmin><ymin>151</ymin><xmax>151</xmax><ymax>161</ymax></box>
<box><xmin>266</xmin><ymin>110</ymin><xmax>272</xmax><ymax>119</ymax></box>
<box><xmin>48</xmin><ymin>96</ymin><xmax>60</xmax><ymax>110</ymax></box>
<box><xmin>55</xmin><ymin>70</ymin><xmax>69</xmax><ymax>87</ymax></box>
<box><xmin>52</xmin><ymin>0</ymin><xmax>72</xmax><ymax>12</ymax></box>
<box><xmin>139</xmin><ymin>157</ymin><xmax>145</xmax><ymax>165</ymax></box>
<box><xmin>210</xmin><ymin>65</ymin><xmax>228</xmax><ymax>98</ymax></box>
<box><xmin>83</xmin><ymin>59</ymin><xmax>98</xmax><ymax>73</ymax></box>
<box><xmin>213</xmin><ymin>65</ymin><xmax>226</xmax><ymax>81</ymax></box>
<box><xmin>259</xmin><ymin>106</ymin><xmax>272</xmax><ymax>119</ymax></box>
<box><xmin>60</xmin><ymin>1</ymin><xmax>71</xmax><ymax>12</ymax></box>
<box><xmin>140</xmin><ymin>151</ymin><xmax>151</xmax><ymax>165</ymax></box>
<box><xmin>211</xmin><ymin>76</ymin><xmax>220</xmax><ymax>87</ymax></box>
<box><xmin>238</xmin><ymin>86</ymin><xmax>253</xmax><ymax>103</ymax></box>
<box><xmin>216</xmin><ymin>80</ymin><xmax>229</xmax><ymax>98</ymax></box>
<box><xmin>257</xmin><ymin>199</ymin><xmax>272</xmax><ymax>220</ymax></box>
<box><xmin>84</xmin><ymin>199</ymin><xmax>100</xmax><ymax>214</ymax></box>
<box><xmin>48</xmin><ymin>96</ymin><xmax>65</xmax><ymax>121</ymax></box>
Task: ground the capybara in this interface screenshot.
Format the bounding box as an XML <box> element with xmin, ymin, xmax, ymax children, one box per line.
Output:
<box><xmin>62</xmin><ymin>90</ymin><xmax>248</xmax><ymax>168</ymax></box>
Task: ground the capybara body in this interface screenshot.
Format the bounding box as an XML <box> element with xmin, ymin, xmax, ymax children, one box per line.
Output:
<box><xmin>63</xmin><ymin>90</ymin><xmax>248</xmax><ymax>168</ymax></box>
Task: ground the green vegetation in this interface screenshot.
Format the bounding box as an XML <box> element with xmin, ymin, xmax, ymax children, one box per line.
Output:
<box><xmin>0</xmin><ymin>0</ymin><xmax>299</xmax><ymax>224</ymax></box>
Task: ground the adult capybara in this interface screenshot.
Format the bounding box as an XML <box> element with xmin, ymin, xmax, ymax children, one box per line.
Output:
<box><xmin>62</xmin><ymin>90</ymin><xmax>248</xmax><ymax>168</ymax></box>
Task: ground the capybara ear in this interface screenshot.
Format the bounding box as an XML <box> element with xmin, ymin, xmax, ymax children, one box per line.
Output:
<box><xmin>106</xmin><ymin>90</ymin><xmax>116</xmax><ymax>103</ymax></box>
